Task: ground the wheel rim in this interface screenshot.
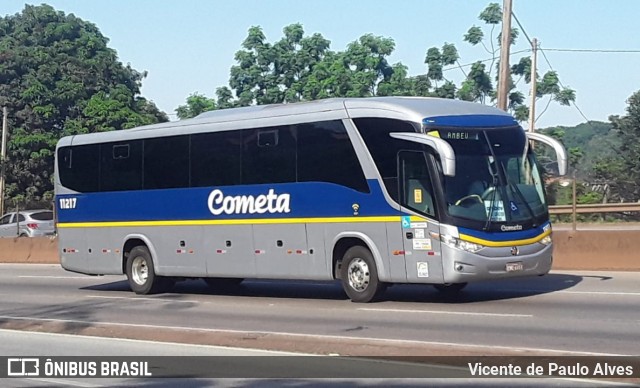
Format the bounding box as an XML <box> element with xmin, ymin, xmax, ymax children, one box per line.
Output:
<box><xmin>131</xmin><ymin>256</ymin><xmax>148</xmax><ymax>285</ymax></box>
<box><xmin>347</xmin><ymin>258</ymin><xmax>370</xmax><ymax>292</ymax></box>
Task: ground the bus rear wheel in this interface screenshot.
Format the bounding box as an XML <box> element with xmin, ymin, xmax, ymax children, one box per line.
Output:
<box><xmin>126</xmin><ymin>246</ymin><xmax>174</xmax><ymax>294</ymax></box>
<box><xmin>340</xmin><ymin>246</ymin><xmax>386</xmax><ymax>303</ymax></box>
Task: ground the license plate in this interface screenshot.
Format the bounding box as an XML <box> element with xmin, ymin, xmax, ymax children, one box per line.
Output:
<box><xmin>506</xmin><ymin>261</ymin><xmax>524</xmax><ymax>272</ymax></box>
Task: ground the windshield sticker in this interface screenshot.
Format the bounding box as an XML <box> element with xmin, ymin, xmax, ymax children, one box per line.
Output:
<box><xmin>417</xmin><ymin>262</ymin><xmax>429</xmax><ymax>277</ymax></box>
<box><xmin>510</xmin><ymin>201</ymin><xmax>519</xmax><ymax>213</ymax></box>
<box><xmin>414</xmin><ymin>189</ymin><xmax>423</xmax><ymax>204</ymax></box>
<box><xmin>412</xmin><ymin>238</ymin><xmax>432</xmax><ymax>250</ymax></box>
<box><xmin>484</xmin><ymin>200</ymin><xmax>506</xmax><ymax>222</ymax></box>
<box><xmin>401</xmin><ymin>216</ymin><xmax>411</xmax><ymax>228</ymax></box>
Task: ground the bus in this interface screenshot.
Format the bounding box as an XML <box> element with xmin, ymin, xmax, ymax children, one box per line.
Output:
<box><xmin>55</xmin><ymin>97</ymin><xmax>567</xmax><ymax>303</ymax></box>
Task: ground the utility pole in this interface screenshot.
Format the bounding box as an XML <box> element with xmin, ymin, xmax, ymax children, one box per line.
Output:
<box><xmin>528</xmin><ymin>38</ymin><xmax>538</xmax><ymax>132</ymax></box>
<box><xmin>0</xmin><ymin>106</ymin><xmax>8</xmax><ymax>215</ymax></box>
<box><xmin>497</xmin><ymin>0</ymin><xmax>513</xmax><ymax>111</ymax></box>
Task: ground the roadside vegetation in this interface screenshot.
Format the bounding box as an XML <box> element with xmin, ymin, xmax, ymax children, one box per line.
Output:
<box><xmin>1</xmin><ymin>3</ymin><xmax>638</xmax><ymax>220</ymax></box>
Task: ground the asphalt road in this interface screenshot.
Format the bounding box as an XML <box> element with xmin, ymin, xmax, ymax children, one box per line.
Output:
<box><xmin>0</xmin><ymin>330</ymin><xmax>627</xmax><ymax>387</ymax></box>
<box><xmin>0</xmin><ymin>264</ymin><xmax>638</xmax><ymax>357</ymax></box>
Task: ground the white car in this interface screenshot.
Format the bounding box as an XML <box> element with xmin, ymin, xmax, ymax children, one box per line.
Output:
<box><xmin>0</xmin><ymin>210</ymin><xmax>56</xmax><ymax>237</ymax></box>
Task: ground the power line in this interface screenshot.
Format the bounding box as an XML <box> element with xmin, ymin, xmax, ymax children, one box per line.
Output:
<box><xmin>510</xmin><ymin>11</ymin><xmax>592</xmax><ymax>124</ymax></box>
<box><xmin>537</xmin><ymin>46</ymin><xmax>591</xmax><ymax>123</ymax></box>
<box><xmin>543</xmin><ymin>48</ymin><xmax>640</xmax><ymax>53</ymax></box>
<box><xmin>442</xmin><ymin>49</ymin><xmax>531</xmax><ymax>73</ymax></box>
<box><xmin>511</xmin><ymin>12</ymin><xmax>533</xmax><ymax>47</ymax></box>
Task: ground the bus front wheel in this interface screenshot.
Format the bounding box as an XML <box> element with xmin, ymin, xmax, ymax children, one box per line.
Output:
<box><xmin>340</xmin><ymin>246</ymin><xmax>386</xmax><ymax>303</ymax></box>
<box><xmin>126</xmin><ymin>246</ymin><xmax>174</xmax><ymax>294</ymax></box>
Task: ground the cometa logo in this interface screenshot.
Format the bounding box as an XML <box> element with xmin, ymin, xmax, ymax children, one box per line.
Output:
<box><xmin>501</xmin><ymin>224</ymin><xmax>523</xmax><ymax>231</ymax></box>
<box><xmin>207</xmin><ymin>189</ymin><xmax>291</xmax><ymax>215</ymax></box>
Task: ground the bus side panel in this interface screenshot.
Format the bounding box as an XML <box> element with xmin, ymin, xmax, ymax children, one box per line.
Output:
<box><xmin>253</xmin><ymin>224</ymin><xmax>308</xmax><ymax>279</ymax></box>
<box><xmin>58</xmin><ymin>228</ymin><xmax>90</xmax><ymax>274</ymax></box>
<box><xmin>401</xmin><ymin>220</ymin><xmax>445</xmax><ymax>284</ymax></box>
<box><xmin>385</xmin><ymin>222</ymin><xmax>407</xmax><ymax>282</ymax></box>
<box><xmin>305</xmin><ymin>223</ymin><xmax>330</xmax><ymax>279</ymax></box>
<box><xmin>84</xmin><ymin>227</ymin><xmax>121</xmax><ymax>274</ymax></box>
<box><xmin>203</xmin><ymin>225</ymin><xmax>256</xmax><ymax>278</ymax></box>
<box><xmin>148</xmin><ymin>226</ymin><xmax>206</xmax><ymax>277</ymax></box>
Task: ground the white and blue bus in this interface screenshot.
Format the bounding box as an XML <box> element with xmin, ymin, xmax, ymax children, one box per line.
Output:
<box><xmin>55</xmin><ymin>97</ymin><xmax>567</xmax><ymax>302</ymax></box>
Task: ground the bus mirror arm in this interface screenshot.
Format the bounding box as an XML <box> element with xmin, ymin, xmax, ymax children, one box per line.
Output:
<box><xmin>389</xmin><ymin>133</ymin><xmax>456</xmax><ymax>177</ymax></box>
<box><xmin>525</xmin><ymin>132</ymin><xmax>568</xmax><ymax>176</ymax></box>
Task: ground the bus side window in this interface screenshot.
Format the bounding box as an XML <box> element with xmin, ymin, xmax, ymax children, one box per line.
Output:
<box><xmin>143</xmin><ymin>135</ymin><xmax>189</xmax><ymax>190</ymax></box>
<box><xmin>57</xmin><ymin>145</ymin><xmax>100</xmax><ymax>192</ymax></box>
<box><xmin>399</xmin><ymin>150</ymin><xmax>436</xmax><ymax>218</ymax></box>
<box><xmin>191</xmin><ymin>131</ymin><xmax>242</xmax><ymax>187</ymax></box>
<box><xmin>242</xmin><ymin>126</ymin><xmax>296</xmax><ymax>185</ymax></box>
<box><xmin>297</xmin><ymin>120</ymin><xmax>369</xmax><ymax>193</ymax></box>
<box><xmin>100</xmin><ymin>141</ymin><xmax>143</xmax><ymax>192</ymax></box>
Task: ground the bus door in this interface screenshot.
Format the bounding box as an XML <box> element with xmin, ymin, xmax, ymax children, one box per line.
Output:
<box><xmin>398</xmin><ymin>150</ymin><xmax>444</xmax><ymax>283</ymax></box>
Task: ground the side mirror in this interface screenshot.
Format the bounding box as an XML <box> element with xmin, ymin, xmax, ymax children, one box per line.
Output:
<box><xmin>526</xmin><ymin>132</ymin><xmax>568</xmax><ymax>176</ymax></box>
<box><xmin>390</xmin><ymin>132</ymin><xmax>456</xmax><ymax>177</ymax></box>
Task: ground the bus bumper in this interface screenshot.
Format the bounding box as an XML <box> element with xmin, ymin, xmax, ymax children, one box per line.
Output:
<box><xmin>440</xmin><ymin>242</ymin><xmax>553</xmax><ymax>284</ymax></box>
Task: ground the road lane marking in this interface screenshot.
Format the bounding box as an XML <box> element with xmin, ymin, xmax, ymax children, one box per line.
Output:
<box><xmin>86</xmin><ymin>295</ymin><xmax>198</xmax><ymax>304</ymax></box>
<box><xmin>506</xmin><ymin>289</ymin><xmax>640</xmax><ymax>297</ymax></box>
<box><xmin>357</xmin><ymin>308</ymin><xmax>532</xmax><ymax>318</ymax></box>
<box><xmin>0</xmin><ymin>328</ymin><xmax>304</xmax><ymax>355</ymax></box>
<box><xmin>26</xmin><ymin>378</ymin><xmax>100</xmax><ymax>387</ymax></box>
<box><xmin>0</xmin><ymin>314</ymin><xmax>632</xmax><ymax>357</ymax></box>
<box><xmin>18</xmin><ymin>275</ymin><xmax>93</xmax><ymax>279</ymax></box>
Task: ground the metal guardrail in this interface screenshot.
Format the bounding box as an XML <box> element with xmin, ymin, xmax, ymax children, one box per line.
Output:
<box><xmin>549</xmin><ymin>202</ymin><xmax>640</xmax><ymax>215</ymax></box>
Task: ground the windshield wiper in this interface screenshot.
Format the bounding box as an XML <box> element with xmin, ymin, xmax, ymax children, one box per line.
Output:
<box><xmin>481</xmin><ymin>131</ymin><xmax>503</xmax><ymax>232</ymax></box>
<box><xmin>483</xmin><ymin>174</ymin><xmax>499</xmax><ymax>231</ymax></box>
<box><xmin>496</xmin><ymin>161</ymin><xmax>537</xmax><ymax>225</ymax></box>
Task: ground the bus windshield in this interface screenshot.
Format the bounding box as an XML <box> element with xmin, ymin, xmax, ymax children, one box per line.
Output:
<box><xmin>438</xmin><ymin>127</ymin><xmax>547</xmax><ymax>226</ymax></box>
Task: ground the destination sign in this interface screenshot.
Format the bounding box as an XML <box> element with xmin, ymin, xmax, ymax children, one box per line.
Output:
<box><xmin>441</xmin><ymin>131</ymin><xmax>480</xmax><ymax>140</ymax></box>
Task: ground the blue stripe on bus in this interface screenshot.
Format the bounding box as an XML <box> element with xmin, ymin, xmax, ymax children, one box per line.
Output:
<box><xmin>422</xmin><ymin>114</ymin><xmax>518</xmax><ymax>128</ymax></box>
<box><xmin>458</xmin><ymin>222</ymin><xmax>551</xmax><ymax>242</ymax></box>
<box><xmin>55</xmin><ymin>180</ymin><xmax>402</xmax><ymax>223</ymax></box>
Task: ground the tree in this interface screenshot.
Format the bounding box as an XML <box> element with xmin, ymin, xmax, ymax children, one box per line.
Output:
<box><xmin>176</xmin><ymin>93</ymin><xmax>216</xmax><ymax>119</ymax></box>
<box><xmin>593</xmin><ymin>90</ymin><xmax>640</xmax><ymax>202</ymax></box>
<box><xmin>177</xmin><ymin>3</ymin><xmax>577</xmax><ymax>120</ymax></box>
<box><xmin>226</xmin><ymin>24</ymin><xmax>332</xmax><ymax>107</ymax></box>
<box><xmin>425</xmin><ymin>3</ymin><xmax>576</xmax><ymax>122</ymax></box>
<box><xmin>0</xmin><ymin>5</ymin><xmax>167</xmax><ymax>207</ymax></box>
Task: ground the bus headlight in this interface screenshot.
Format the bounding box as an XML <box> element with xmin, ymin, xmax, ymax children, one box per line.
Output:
<box><xmin>540</xmin><ymin>235</ymin><xmax>552</xmax><ymax>246</ymax></box>
<box><xmin>440</xmin><ymin>235</ymin><xmax>484</xmax><ymax>253</ymax></box>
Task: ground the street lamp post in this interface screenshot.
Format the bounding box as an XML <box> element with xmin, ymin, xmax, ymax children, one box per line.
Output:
<box><xmin>571</xmin><ymin>171</ymin><xmax>577</xmax><ymax>232</ymax></box>
<box><xmin>559</xmin><ymin>170</ymin><xmax>577</xmax><ymax>231</ymax></box>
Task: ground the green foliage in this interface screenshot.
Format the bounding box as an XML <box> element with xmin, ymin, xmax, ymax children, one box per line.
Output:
<box><xmin>176</xmin><ymin>93</ymin><xmax>216</xmax><ymax>119</ymax></box>
<box><xmin>0</xmin><ymin>5</ymin><xmax>167</xmax><ymax>207</ymax></box>
<box><xmin>424</xmin><ymin>3</ymin><xmax>575</xmax><ymax>122</ymax></box>
<box><xmin>479</xmin><ymin>3</ymin><xmax>502</xmax><ymax>24</ymax></box>
<box><xmin>592</xmin><ymin>90</ymin><xmax>640</xmax><ymax>202</ymax></box>
<box><xmin>182</xmin><ymin>23</ymin><xmax>445</xmax><ymax>110</ymax></box>
<box><xmin>464</xmin><ymin>26</ymin><xmax>484</xmax><ymax>45</ymax></box>
<box><xmin>540</xmin><ymin>121</ymin><xmax>617</xmax><ymax>180</ymax></box>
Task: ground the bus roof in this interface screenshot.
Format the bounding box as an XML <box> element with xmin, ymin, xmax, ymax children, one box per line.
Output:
<box><xmin>59</xmin><ymin>97</ymin><xmax>516</xmax><ymax>147</ymax></box>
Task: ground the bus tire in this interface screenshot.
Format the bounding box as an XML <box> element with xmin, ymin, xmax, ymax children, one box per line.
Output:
<box><xmin>126</xmin><ymin>246</ymin><xmax>173</xmax><ymax>294</ymax></box>
<box><xmin>433</xmin><ymin>282</ymin><xmax>467</xmax><ymax>295</ymax></box>
<box><xmin>340</xmin><ymin>246</ymin><xmax>386</xmax><ymax>303</ymax></box>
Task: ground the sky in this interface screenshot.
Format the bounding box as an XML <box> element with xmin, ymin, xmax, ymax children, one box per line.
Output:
<box><xmin>2</xmin><ymin>0</ymin><xmax>639</xmax><ymax>128</ymax></box>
